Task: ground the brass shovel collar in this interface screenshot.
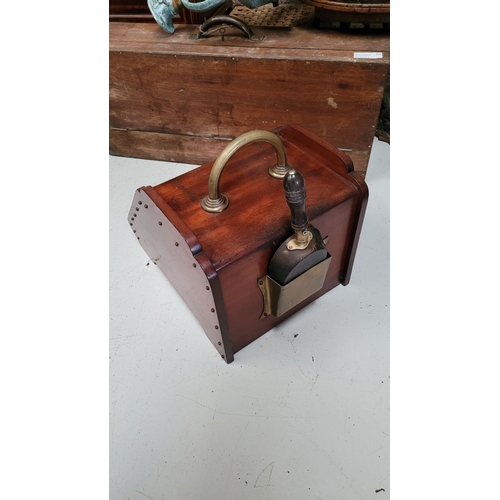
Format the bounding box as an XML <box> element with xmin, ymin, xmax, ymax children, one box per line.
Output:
<box><xmin>286</xmin><ymin>229</ymin><xmax>313</xmax><ymax>251</ymax></box>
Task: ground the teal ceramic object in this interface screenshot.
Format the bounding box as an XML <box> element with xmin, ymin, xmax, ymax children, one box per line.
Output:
<box><xmin>148</xmin><ymin>0</ymin><xmax>278</xmax><ymax>34</ymax></box>
<box><xmin>147</xmin><ymin>0</ymin><xmax>182</xmax><ymax>34</ymax></box>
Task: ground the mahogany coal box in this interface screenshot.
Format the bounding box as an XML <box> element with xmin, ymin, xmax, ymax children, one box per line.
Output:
<box><xmin>128</xmin><ymin>124</ymin><xmax>368</xmax><ymax>362</ymax></box>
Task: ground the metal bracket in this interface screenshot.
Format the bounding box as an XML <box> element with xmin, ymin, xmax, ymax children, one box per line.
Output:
<box><xmin>286</xmin><ymin>230</ymin><xmax>313</xmax><ymax>251</ymax></box>
<box><xmin>257</xmin><ymin>255</ymin><xmax>331</xmax><ymax>319</ymax></box>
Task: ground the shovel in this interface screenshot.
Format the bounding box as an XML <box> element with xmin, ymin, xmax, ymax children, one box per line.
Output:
<box><xmin>268</xmin><ymin>168</ymin><xmax>328</xmax><ymax>286</ymax></box>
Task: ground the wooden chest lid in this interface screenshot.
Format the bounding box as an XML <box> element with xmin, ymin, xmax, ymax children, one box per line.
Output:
<box><xmin>148</xmin><ymin>124</ymin><xmax>366</xmax><ymax>271</ymax></box>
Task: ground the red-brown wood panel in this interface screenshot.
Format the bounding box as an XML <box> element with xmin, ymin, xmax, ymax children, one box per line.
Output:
<box><xmin>110</xmin><ymin>22</ymin><xmax>389</xmax><ymax>174</ymax></box>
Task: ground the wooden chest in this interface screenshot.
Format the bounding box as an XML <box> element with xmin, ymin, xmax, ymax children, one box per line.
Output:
<box><xmin>110</xmin><ymin>21</ymin><xmax>389</xmax><ymax>175</ymax></box>
<box><xmin>128</xmin><ymin>124</ymin><xmax>368</xmax><ymax>362</ymax></box>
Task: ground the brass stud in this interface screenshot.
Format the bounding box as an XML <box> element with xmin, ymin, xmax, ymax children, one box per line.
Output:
<box><xmin>215</xmin><ymin>325</ymin><xmax>219</xmax><ymax>330</ymax></box>
<box><xmin>175</xmin><ymin>242</ymin><xmax>179</xmax><ymax>246</ymax></box>
<box><xmin>138</xmin><ymin>201</ymin><xmax>142</xmax><ymax>205</ymax></box>
<box><xmin>218</xmin><ymin>342</ymin><xmax>221</xmax><ymax>346</ymax></box>
<box><xmin>144</xmin><ymin>204</ymin><xmax>148</xmax><ymax>209</ymax></box>
<box><xmin>158</xmin><ymin>221</ymin><xmax>162</xmax><ymax>225</ymax></box>
<box><xmin>211</xmin><ymin>308</ymin><xmax>215</xmax><ymax>313</ymax></box>
<box><xmin>206</xmin><ymin>286</ymin><xmax>210</xmax><ymax>290</ymax></box>
<box><xmin>192</xmin><ymin>263</ymin><xmax>196</xmax><ymax>268</ymax></box>
<box><xmin>135</xmin><ymin>207</ymin><xmax>139</xmax><ymax>211</ymax></box>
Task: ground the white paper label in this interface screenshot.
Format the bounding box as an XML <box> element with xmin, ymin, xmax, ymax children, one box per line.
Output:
<box><xmin>353</xmin><ymin>52</ymin><xmax>383</xmax><ymax>59</ymax></box>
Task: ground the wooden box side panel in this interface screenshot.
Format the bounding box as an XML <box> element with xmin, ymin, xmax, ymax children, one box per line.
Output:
<box><xmin>340</xmin><ymin>170</ymin><xmax>369</xmax><ymax>284</ymax></box>
<box><xmin>110</xmin><ymin>129</ymin><xmax>232</xmax><ymax>165</ymax></box>
<box><xmin>128</xmin><ymin>188</ymin><xmax>234</xmax><ymax>361</ymax></box>
<box><xmin>109</xmin><ymin>48</ymin><xmax>387</xmax><ymax>169</ymax></box>
<box><xmin>218</xmin><ymin>196</ymin><xmax>357</xmax><ymax>354</ymax></box>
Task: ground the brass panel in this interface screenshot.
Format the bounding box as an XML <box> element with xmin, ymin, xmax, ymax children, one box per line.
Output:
<box><xmin>258</xmin><ymin>255</ymin><xmax>332</xmax><ymax>319</ymax></box>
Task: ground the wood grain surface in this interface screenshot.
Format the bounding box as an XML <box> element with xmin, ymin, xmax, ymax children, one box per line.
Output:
<box><xmin>110</xmin><ymin>22</ymin><xmax>389</xmax><ymax>174</ymax></box>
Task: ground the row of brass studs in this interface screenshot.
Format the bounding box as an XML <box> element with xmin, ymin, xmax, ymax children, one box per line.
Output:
<box><xmin>183</xmin><ymin>243</ymin><xmax>222</xmax><ymax>354</ymax></box>
<box><xmin>167</xmin><ymin>230</ymin><xmax>221</xmax><ymax>344</ymax></box>
<box><xmin>130</xmin><ymin>200</ymin><xmax>148</xmax><ymax>239</ymax></box>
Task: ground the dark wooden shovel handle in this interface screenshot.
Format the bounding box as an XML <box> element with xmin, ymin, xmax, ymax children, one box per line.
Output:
<box><xmin>284</xmin><ymin>169</ymin><xmax>308</xmax><ymax>233</ymax></box>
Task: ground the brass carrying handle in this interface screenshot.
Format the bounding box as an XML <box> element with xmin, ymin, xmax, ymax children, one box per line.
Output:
<box><xmin>201</xmin><ymin>130</ymin><xmax>291</xmax><ymax>213</ymax></box>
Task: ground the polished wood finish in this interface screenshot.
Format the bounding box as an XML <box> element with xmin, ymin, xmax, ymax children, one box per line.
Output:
<box><xmin>129</xmin><ymin>124</ymin><xmax>368</xmax><ymax>362</ymax></box>
<box><xmin>110</xmin><ymin>21</ymin><xmax>389</xmax><ymax>175</ymax></box>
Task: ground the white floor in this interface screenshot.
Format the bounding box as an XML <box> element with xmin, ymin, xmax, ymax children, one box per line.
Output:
<box><xmin>109</xmin><ymin>137</ymin><xmax>390</xmax><ymax>500</ymax></box>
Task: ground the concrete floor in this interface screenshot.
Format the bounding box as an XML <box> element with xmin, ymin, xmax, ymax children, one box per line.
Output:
<box><xmin>109</xmin><ymin>137</ymin><xmax>390</xmax><ymax>499</ymax></box>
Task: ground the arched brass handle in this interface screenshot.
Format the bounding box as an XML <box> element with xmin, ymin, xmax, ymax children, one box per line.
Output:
<box><xmin>201</xmin><ymin>130</ymin><xmax>292</xmax><ymax>213</ymax></box>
